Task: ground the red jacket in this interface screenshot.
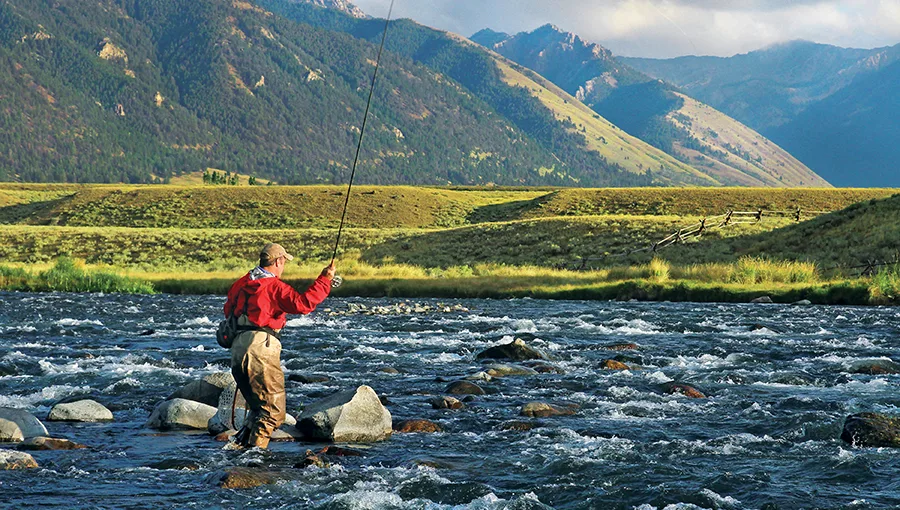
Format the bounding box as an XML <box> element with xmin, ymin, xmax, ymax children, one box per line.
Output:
<box><xmin>224</xmin><ymin>272</ymin><xmax>331</xmax><ymax>330</ymax></box>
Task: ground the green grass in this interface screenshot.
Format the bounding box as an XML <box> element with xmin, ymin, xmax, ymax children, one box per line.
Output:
<box><xmin>1</xmin><ymin>184</ymin><xmax>898</xmax><ymax>304</ymax></box>
<box><xmin>0</xmin><ymin>257</ymin><xmax>154</xmax><ymax>293</ymax></box>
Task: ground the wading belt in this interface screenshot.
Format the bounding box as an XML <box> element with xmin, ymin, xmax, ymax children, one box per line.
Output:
<box><xmin>234</xmin><ymin>291</ymin><xmax>282</xmax><ymax>341</ymax></box>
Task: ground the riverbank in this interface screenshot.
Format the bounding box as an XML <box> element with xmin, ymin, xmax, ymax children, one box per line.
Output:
<box><xmin>1</xmin><ymin>258</ymin><xmax>887</xmax><ymax>305</ymax></box>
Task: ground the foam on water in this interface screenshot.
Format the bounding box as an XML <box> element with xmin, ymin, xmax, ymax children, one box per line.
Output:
<box><xmin>0</xmin><ymin>384</ymin><xmax>92</xmax><ymax>409</ymax></box>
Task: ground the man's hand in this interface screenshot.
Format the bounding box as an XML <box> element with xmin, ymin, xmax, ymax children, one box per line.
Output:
<box><xmin>321</xmin><ymin>263</ymin><xmax>336</xmax><ymax>280</ymax></box>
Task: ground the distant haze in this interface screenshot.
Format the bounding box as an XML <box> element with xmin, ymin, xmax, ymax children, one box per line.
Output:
<box><xmin>353</xmin><ymin>0</ymin><xmax>900</xmax><ymax>58</ymax></box>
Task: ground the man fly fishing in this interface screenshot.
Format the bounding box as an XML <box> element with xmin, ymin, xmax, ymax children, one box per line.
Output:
<box><xmin>223</xmin><ymin>243</ymin><xmax>335</xmax><ymax>448</ymax></box>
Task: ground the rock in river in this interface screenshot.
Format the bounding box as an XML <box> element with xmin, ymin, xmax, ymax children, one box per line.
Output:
<box><xmin>17</xmin><ymin>437</ymin><xmax>87</xmax><ymax>451</ymax></box>
<box><xmin>394</xmin><ymin>419</ymin><xmax>443</xmax><ymax>433</ymax></box>
<box><xmin>520</xmin><ymin>402</ymin><xmax>577</xmax><ymax>418</ymax></box>
<box><xmin>445</xmin><ymin>381</ymin><xmax>486</xmax><ymax>395</ymax></box>
<box><xmin>48</xmin><ymin>399</ymin><xmax>114</xmax><ymax>422</ymax></box>
<box><xmin>296</xmin><ymin>385</ymin><xmax>392</xmax><ymax>443</ymax></box>
<box><xmin>601</xmin><ymin>359</ymin><xmax>632</xmax><ymax>371</ymax></box>
<box><xmin>146</xmin><ymin>398</ymin><xmax>217</xmax><ymax>431</ymax></box>
<box><xmin>660</xmin><ymin>382</ymin><xmax>707</xmax><ymax>399</ymax></box>
<box><xmin>0</xmin><ymin>450</ymin><xmax>39</xmax><ymax>470</ymax></box>
<box><xmin>849</xmin><ymin>359</ymin><xmax>900</xmax><ymax>375</ymax></box>
<box><xmin>476</xmin><ymin>338</ymin><xmax>549</xmax><ymax>361</ymax></box>
<box><xmin>207</xmin><ymin>383</ymin><xmax>297</xmax><ymax>434</ymax></box>
<box><xmin>167</xmin><ymin>372</ymin><xmax>234</xmax><ymax>407</ymax></box>
<box><xmin>430</xmin><ymin>396</ymin><xmax>464</xmax><ymax>410</ymax></box>
<box><xmin>0</xmin><ymin>408</ymin><xmax>49</xmax><ymax>442</ymax></box>
<box><xmin>485</xmin><ymin>364</ymin><xmax>538</xmax><ymax>377</ymax></box>
<box><xmin>841</xmin><ymin>413</ymin><xmax>900</xmax><ymax>447</ymax></box>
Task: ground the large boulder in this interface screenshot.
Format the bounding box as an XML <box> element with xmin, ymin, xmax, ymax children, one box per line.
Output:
<box><xmin>476</xmin><ymin>338</ymin><xmax>549</xmax><ymax>361</ymax></box>
<box><xmin>47</xmin><ymin>399</ymin><xmax>114</xmax><ymax>422</ymax></box>
<box><xmin>841</xmin><ymin>413</ymin><xmax>900</xmax><ymax>447</ymax></box>
<box><xmin>167</xmin><ymin>372</ymin><xmax>234</xmax><ymax>407</ymax></box>
<box><xmin>296</xmin><ymin>385</ymin><xmax>392</xmax><ymax>442</ymax></box>
<box><xmin>0</xmin><ymin>450</ymin><xmax>39</xmax><ymax>470</ymax></box>
<box><xmin>207</xmin><ymin>383</ymin><xmax>296</xmax><ymax>434</ymax></box>
<box><xmin>146</xmin><ymin>398</ymin><xmax>217</xmax><ymax>431</ymax></box>
<box><xmin>0</xmin><ymin>408</ymin><xmax>48</xmax><ymax>442</ymax></box>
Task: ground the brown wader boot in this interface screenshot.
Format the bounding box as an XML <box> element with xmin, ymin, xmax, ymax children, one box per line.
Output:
<box><xmin>230</xmin><ymin>328</ymin><xmax>286</xmax><ymax>449</ymax></box>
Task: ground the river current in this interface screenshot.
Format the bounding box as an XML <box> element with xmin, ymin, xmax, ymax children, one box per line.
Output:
<box><xmin>1</xmin><ymin>292</ymin><xmax>899</xmax><ymax>509</ymax></box>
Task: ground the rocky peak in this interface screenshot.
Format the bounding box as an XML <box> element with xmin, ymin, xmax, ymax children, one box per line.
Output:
<box><xmin>292</xmin><ymin>0</ymin><xmax>368</xmax><ymax>19</ymax></box>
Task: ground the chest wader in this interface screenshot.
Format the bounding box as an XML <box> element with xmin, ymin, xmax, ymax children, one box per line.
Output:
<box><xmin>230</xmin><ymin>299</ymin><xmax>286</xmax><ymax>449</ymax></box>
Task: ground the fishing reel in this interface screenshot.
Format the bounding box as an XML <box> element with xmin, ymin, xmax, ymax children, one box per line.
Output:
<box><xmin>331</xmin><ymin>275</ymin><xmax>343</xmax><ymax>289</ymax></box>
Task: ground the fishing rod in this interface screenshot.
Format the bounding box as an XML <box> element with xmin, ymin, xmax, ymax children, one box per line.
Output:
<box><xmin>329</xmin><ymin>0</ymin><xmax>396</xmax><ymax>289</ymax></box>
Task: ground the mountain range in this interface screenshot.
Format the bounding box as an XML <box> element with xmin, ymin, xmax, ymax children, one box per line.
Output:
<box><xmin>625</xmin><ymin>40</ymin><xmax>900</xmax><ymax>187</ymax></box>
<box><xmin>0</xmin><ymin>0</ymin><xmax>847</xmax><ymax>188</ymax></box>
<box><xmin>471</xmin><ymin>25</ymin><xmax>827</xmax><ymax>187</ymax></box>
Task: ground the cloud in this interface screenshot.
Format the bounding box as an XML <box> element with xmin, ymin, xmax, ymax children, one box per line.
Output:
<box><xmin>351</xmin><ymin>0</ymin><xmax>900</xmax><ymax>57</ymax></box>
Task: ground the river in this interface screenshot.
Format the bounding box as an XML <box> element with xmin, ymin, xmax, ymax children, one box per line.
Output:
<box><xmin>1</xmin><ymin>292</ymin><xmax>899</xmax><ymax>509</ymax></box>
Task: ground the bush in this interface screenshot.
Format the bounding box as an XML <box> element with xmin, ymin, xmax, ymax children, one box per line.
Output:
<box><xmin>870</xmin><ymin>264</ymin><xmax>900</xmax><ymax>303</ymax></box>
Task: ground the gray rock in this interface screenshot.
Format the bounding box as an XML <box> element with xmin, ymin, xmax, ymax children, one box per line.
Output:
<box><xmin>0</xmin><ymin>450</ymin><xmax>39</xmax><ymax>470</ymax></box>
<box><xmin>296</xmin><ymin>385</ymin><xmax>392</xmax><ymax>442</ymax></box>
<box><xmin>464</xmin><ymin>371</ymin><xmax>493</xmax><ymax>382</ymax></box>
<box><xmin>485</xmin><ymin>364</ymin><xmax>539</xmax><ymax>377</ymax></box>
<box><xmin>792</xmin><ymin>299</ymin><xmax>812</xmax><ymax>306</ymax></box>
<box><xmin>476</xmin><ymin>338</ymin><xmax>549</xmax><ymax>361</ymax></box>
<box><xmin>47</xmin><ymin>399</ymin><xmax>113</xmax><ymax>422</ymax></box>
<box><xmin>146</xmin><ymin>398</ymin><xmax>217</xmax><ymax>431</ymax></box>
<box><xmin>0</xmin><ymin>408</ymin><xmax>48</xmax><ymax>442</ymax></box>
<box><xmin>842</xmin><ymin>413</ymin><xmax>900</xmax><ymax>447</ymax></box>
<box><xmin>445</xmin><ymin>381</ymin><xmax>486</xmax><ymax>395</ymax></box>
<box><xmin>751</xmin><ymin>296</ymin><xmax>774</xmax><ymax>304</ymax></box>
<box><xmin>849</xmin><ymin>359</ymin><xmax>900</xmax><ymax>375</ymax></box>
<box><xmin>167</xmin><ymin>372</ymin><xmax>234</xmax><ymax>407</ymax></box>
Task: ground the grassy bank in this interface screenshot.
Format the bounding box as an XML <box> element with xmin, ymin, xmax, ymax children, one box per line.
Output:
<box><xmin>1</xmin><ymin>256</ymin><xmax>888</xmax><ymax>305</ymax></box>
<box><xmin>2</xmin><ymin>184</ymin><xmax>898</xmax><ymax>304</ymax></box>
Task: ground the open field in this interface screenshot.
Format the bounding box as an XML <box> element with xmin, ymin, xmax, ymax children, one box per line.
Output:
<box><xmin>1</xmin><ymin>184</ymin><xmax>897</xmax><ymax>303</ymax></box>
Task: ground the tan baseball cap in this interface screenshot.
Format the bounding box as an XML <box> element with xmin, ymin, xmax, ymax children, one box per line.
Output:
<box><xmin>260</xmin><ymin>243</ymin><xmax>294</xmax><ymax>264</ymax></box>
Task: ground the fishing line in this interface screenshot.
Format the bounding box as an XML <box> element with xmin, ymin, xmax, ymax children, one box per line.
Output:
<box><xmin>330</xmin><ymin>0</ymin><xmax>396</xmax><ymax>281</ymax></box>
<box><xmin>647</xmin><ymin>1</ymin><xmax>699</xmax><ymax>56</ymax></box>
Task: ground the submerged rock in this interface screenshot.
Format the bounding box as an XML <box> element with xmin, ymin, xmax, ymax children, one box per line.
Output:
<box><xmin>842</xmin><ymin>413</ymin><xmax>900</xmax><ymax>447</ymax></box>
<box><xmin>849</xmin><ymin>359</ymin><xmax>900</xmax><ymax>375</ymax></box>
<box><xmin>147</xmin><ymin>398</ymin><xmax>217</xmax><ymax>431</ymax></box>
<box><xmin>485</xmin><ymin>364</ymin><xmax>538</xmax><ymax>377</ymax></box>
<box><xmin>792</xmin><ymin>299</ymin><xmax>812</xmax><ymax>306</ymax></box>
<box><xmin>524</xmin><ymin>362</ymin><xmax>566</xmax><ymax>374</ymax></box>
<box><xmin>519</xmin><ymin>402</ymin><xmax>577</xmax><ymax>418</ymax></box>
<box><xmin>0</xmin><ymin>450</ymin><xmax>39</xmax><ymax>470</ymax></box>
<box><xmin>445</xmin><ymin>381</ymin><xmax>485</xmax><ymax>395</ymax></box>
<box><xmin>601</xmin><ymin>359</ymin><xmax>632</xmax><ymax>371</ymax></box>
<box><xmin>464</xmin><ymin>371</ymin><xmax>493</xmax><ymax>382</ymax></box>
<box><xmin>167</xmin><ymin>372</ymin><xmax>234</xmax><ymax>407</ymax></box>
<box><xmin>476</xmin><ymin>338</ymin><xmax>549</xmax><ymax>361</ymax></box>
<box><xmin>219</xmin><ymin>467</ymin><xmax>286</xmax><ymax>489</ymax></box>
<box><xmin>47</xmin><ymin>399</ymin><xmax>114</xmax><ymax>422</ymax></box>
<box><xmin>0</xmin><ymin>408</ymin><xmax>49</xmax><ymax>442</ymax></box>
<box><xmin>660</xmin><ymin>382</ymin><xmax>706</xmax><ymax>399</ymax></box>
<box><xmin>148</xmin><ymin>459</ymin><xmax>201</xmax><ymax>471</ymax></box>
<box><xmin>430</xmin><ymin>396</ymin><xmax>463</xmax><ymax>410</ymax></box>
<box><xmin>751</xmin><ymin>296</ymin><xmax>774</xmax><ymax>304</ymax></box>
<box><xmin>287</xmin><ymin>374</ymin><xmax>331</xmax><ymax>384</ymax></box>
<box><xmin>296</xmin><ymin>385</ymin><xmax>392</xmax><ymax>443</ymax></box>
<box><xmin>17</xmin><ymin>437</ymin><xmax>87</xmax><ymax>451</ymax></box>
<box><xmin>498</xmin><ymin>420</ymin><xmax>543</xmax><ymax>432</ymax></box>
<box><xmin>394</xmin><ymin>419</ymin><xmax>442</xmax><ymax>433</ymax></box>
<box><xmin>600</xmin><ymin>343</ymin><xmax>639</xmax><ymax>351</ymax></box>
<box><xmin>378</xmin><ymin>367</ymin><xmax>401</xmax><ymax>375</ymax></box>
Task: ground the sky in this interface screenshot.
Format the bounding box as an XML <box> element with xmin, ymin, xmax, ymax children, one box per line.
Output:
<box><xmin>351</xmin><ymin>0</ymin><xmax>900</xmax><ymax>58</ymax></box>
